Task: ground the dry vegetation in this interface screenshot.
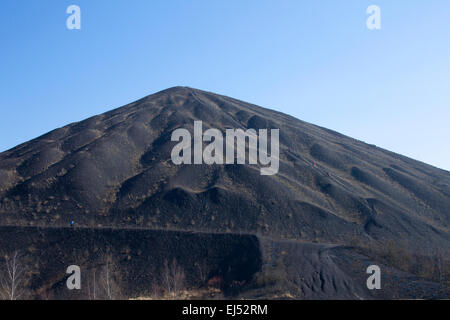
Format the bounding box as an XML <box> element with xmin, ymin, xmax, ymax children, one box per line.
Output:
<box><xmin>85</xmin><ymin>254</ymin><xmax>122</xmax><ymax>300</ymax></box>
<box><xmin>0</xmin><ymin>251</ymin><xmax>27</xmax><ymax>300</ymax></box>
<box><xmin>0</xmin><ymin>249</ymin><xmax>230</xmax><ymax>300</ymax></box>
<box><xmin>347</xmin><ymin>236</ymin><xmax>450</xmax><ymax>286</ymax></box>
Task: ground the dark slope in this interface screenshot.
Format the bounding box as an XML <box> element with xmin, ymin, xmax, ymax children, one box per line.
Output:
<box><xmin>0</xmin><ymin>87</ymin><xmax>449</xmax><ymax>299</ymax></box>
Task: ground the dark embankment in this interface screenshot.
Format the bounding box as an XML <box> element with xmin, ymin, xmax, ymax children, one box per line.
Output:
<box><xmin>0</xmin><ymin>226</ymin><xmax>262</xmax><ymax>299</ymax></box>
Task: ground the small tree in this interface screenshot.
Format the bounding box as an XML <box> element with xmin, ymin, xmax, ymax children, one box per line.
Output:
<box><xmin>162</xmin><ymin>259</ymin><xmax>185</xmax><ymax>299</ymax></box>
<box><xmin>432</xmin><ymin>248</ymin><xmax>448</xmax><ymax>284</ymax></box>
<box><xmin>86</xmin><ymin>269</ymin><xmax>98</xmax><ymax>300</ymax></box>
<box><xmin>0</xmin><ymin>251</ymin><xmax>26</xmax><ymax>300</ymax></box>
<box><xmin>195</xmin><ymin>261</ymin><xmax>208</xmax><ymax>286</ymax></box>
<box><xmin>99</xmin><ymin>255</ymin><xmax>120</xmax><ymax>300</ymax></box>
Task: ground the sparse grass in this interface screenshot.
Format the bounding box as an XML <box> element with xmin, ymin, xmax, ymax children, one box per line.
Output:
<box><xmin>347</xmin><ymin>236</ymin><xmax>450</xmax><ymax>285</ymax></box>
<box><xmin>253</xmin><ymin>254</ymin><xmax>294</xmax><ymax>299</ymax></box>
<box><xmin>131</xmin><ymin>287</ymin><xmax>223</xmax><ymax>300</ymax></box>
<box><xmin>161</xmin><ymin>258</ymin><xmax>186</xmax><ymax>299</ymax></box>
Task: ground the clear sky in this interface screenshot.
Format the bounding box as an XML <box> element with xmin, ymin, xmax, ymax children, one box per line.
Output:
<box><xmin>1</xmin><ymin>0</ymin><xmax>449</xmax><ymax>171</ymax></box>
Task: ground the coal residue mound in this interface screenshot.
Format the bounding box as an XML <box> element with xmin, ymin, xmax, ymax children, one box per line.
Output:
<box><xmin>0</xmin><ymin>87</ymin><xmax>449</xmax><ymax>299</ymax></box>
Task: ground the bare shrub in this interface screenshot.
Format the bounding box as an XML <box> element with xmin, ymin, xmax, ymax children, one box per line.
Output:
<box><xmin>434</xmin><ymin>248</ymin><xmax>445</xmax><ymax>283</ymax></box>
<box><xmin>86</xmin><ymin>268</ymin><xmax>98</xmax><ymax>300</ymax></box>
<box><xmin>347</xmin><ymin>236</ymin><xmax>450</xmax><ymax>284</ymax></box>
<box><xmin>0</xmin><ymin>250</ymin><xmax>26</xmax><ymax>300</ymax></box>
<box><xmin>99</xmin><ymin>255</ymin><xmax>121</xmax><ymax>300</ymax></box>
<box><xmin>162</xmin><ymin>259</ymin><xmax>186</xmax><ymax>299</ymax></box>
<box><xmin>256</xmin><ymin>259</ymin><xmax>287</xmax><ymax>288</ymax></box>
<box><xmin>194</xmin><ymin>261</ymin><xmax>209</xmax><ymax>286</ymax></box>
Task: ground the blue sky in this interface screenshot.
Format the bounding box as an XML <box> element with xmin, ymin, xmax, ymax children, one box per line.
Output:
<box><xmin>1</xmin><ymin>0</ymin><xmax>449</xmax><ymax>170</ymax></box>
